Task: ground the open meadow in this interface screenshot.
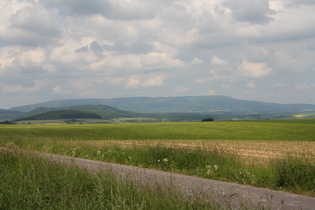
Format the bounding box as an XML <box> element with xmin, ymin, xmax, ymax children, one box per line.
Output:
<box><xmin>1</xmin><ymin>119</ymin><xmax>315</xmax><ymax>208</ymax></box>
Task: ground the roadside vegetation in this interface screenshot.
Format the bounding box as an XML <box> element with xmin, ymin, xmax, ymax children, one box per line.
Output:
<box><xmin>1</xmin><ymin>151</ymin><xmax>224</xmax><ymax>209</ymax></box>
<box><xmin>1</xmin><ymin>119</ymin><xmax>315</xmax><ymax>198</ymax></box>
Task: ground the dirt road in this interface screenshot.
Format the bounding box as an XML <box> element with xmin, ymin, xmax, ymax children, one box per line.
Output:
<box><xmin>2</xmin><ymin>148</ymin><xmax>315</xmax><ymax>209</ymax></box>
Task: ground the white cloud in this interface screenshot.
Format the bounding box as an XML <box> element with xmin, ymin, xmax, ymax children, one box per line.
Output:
<box><xmin>239</xmin><ymin>61</ymin><xmax>272</xmax><ymax>78</ymax></box>
<box><xmin>211</xmin><ymin>55</ymin><xmax>229</xmax><ymax>66</ymax></box>
<box><xmin>142</xmin><ymin>76</ymin><xmax>163</xmax><ymax>87</ymax></box>
<box><xmin>1</xmin><ymin>0</ymin><xmax>315</xmax><ymax>108</ymax></box>
<box><xmin>125</xmin><ymin>75</ymin><xmax>164</xmax><ymax>89</ymax></box>
<box><xmin>0</xmin><ymin>1</ymin><xmax>63</xmax><ymax>46</ymax></box>
<box><xmin>17</xmin><ymin>49</ymin><xmax>46</xmax><ymax>69</ymax></box>
<box><xmin>195</xmin><ymin>75</ymin><xmax>226</xmax><ymax>84</ymax></box>
<box><xmin>190</xmin><ymin>57</ymin><xmax>203</xmax><ymax>65</ymax></box>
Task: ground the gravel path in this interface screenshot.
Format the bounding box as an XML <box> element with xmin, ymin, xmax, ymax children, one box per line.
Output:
<box><xmin>2</xmin><ymin>148</ymin><xmax>315</xmax><ymax>209</ymax></box>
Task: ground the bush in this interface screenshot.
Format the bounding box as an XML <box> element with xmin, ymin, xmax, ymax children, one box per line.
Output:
<box><xmin>202</xmin><ymin>118</ymin><xmax>214</xmax><ymax>122</ymax></box>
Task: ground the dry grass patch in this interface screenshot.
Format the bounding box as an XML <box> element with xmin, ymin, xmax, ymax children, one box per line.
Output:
<box><xmin>64</xmin><ymin>140</ymin><xmax>315</xmax><ymax>163</ymax></box>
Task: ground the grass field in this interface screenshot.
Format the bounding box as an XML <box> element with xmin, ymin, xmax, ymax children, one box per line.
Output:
<box><xmin>1</xmin><ymin>119</ymin><xmax>315</xmax><ymax>199</ymax></box>
<box><xmin>1</xmin><ymin>119</ymin><xmax>315</xmax><ymax>141</ymax></box>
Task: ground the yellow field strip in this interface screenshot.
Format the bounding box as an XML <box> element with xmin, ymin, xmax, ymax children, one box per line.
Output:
<box><xmin>62</xmin><ymin>140</ymin><xmax>315</xmax><ymax>162</ymax></box>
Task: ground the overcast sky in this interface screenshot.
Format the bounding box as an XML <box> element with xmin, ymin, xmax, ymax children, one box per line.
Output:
<box><xmin>1</xmin><ymin>0</ymin><xmax>315</xmax><ymax>108</ymax></box>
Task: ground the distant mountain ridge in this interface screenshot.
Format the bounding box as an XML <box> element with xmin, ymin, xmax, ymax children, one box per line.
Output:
<box><xmin>8</xmin><ymin>96</ymin><xmax>315</xmax><ymax>113</ymax></box>
<box><xmin>0</xmin><ymin>109</ymin><xmax>23</xmax><ymax>121</ymax></box>
<box><xmin>2</xmin><ymin>96</ymin><xmax>315</xmax><ymax>122</ymax></box>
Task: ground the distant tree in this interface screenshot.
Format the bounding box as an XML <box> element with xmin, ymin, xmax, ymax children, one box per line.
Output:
<box><xmin>0</xmin><ymin>120</ymin><xmax>15</xmax><ymax>124</ymax></box>
<box><xmin>201</xmin><ymin>118</ymin><xmax>214</xmax><ymax>122</ymax></box>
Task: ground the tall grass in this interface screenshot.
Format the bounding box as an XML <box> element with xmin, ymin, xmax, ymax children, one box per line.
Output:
<box><xmin>1</xmin><ymin>150</ymin><xmax>224</xmax><ymax>209</ymax></box>
<box><xmin>271</xmin><ymin>155</ymin><xmax>315</xmax><ymax>195</ymax></box>
<box><xmin>2</xmin><ymin>140</ymin><xmax>315</xmax><ymax>196</ymax></box>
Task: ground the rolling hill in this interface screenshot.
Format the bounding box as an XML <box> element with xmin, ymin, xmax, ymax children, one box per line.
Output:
<box><xmin>14</xmin><ymin>105</ymin><xmax>148</xmax><ymax>121</ymax></box>
<box><xmin>0</xmin><ymin>109</ymin><xmax>23</xmax><ymax>121</ymax></box>
<box><xmin>17</xmin><ymin>110</ymin><xmax>102</xmax><ymax>121</ymax></box>
<box><xmin>2</xmin><ymin>96</ymin><xmax>315</xmax><ymax>122</ymax></box>
<box><xmin>9</xmin><ymin>96</ymin><xmax>315</xmax><ymax>113</ymax></box>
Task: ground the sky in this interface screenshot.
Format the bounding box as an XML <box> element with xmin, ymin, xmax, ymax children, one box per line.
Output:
<box><xmin>1</xmin><ymin>0</ymin><xmax>315</xmax><ymax>109</ymax></box>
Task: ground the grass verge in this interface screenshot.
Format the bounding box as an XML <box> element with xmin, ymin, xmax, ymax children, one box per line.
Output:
<box><xmin>2</xmin><ymin>141</ymin><xmax>315</xmax><ymax>197</ymax></box>
<box><xmin>1</xmin><ymin>150</ymin><xmax>228</xmax><ymax>209</ymax></box>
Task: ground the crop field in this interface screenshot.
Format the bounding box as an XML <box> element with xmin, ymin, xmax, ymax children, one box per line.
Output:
<box><xmin>1</xmin><ymin>119</ymin><xmax>315</xmax><ymax>208</ymax></box>
<box><xmin>1</xmin><ymin>119</ymin><xmax>315</xmax><ymax>141</ymax></box>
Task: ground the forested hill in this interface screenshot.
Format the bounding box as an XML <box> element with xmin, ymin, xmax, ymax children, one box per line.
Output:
<box><xmin>15</xmin><ymin>105</ymin><xmax>146</xmax><ymax>121</ymax></box>
<box><xmin>17</xmin><ymin>110</ymin><xmax>102</xmax><ymax>121</ymax></box>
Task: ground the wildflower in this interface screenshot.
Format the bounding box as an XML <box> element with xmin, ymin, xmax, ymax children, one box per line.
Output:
<box><xmin>206</xmin><ymin>169</ymin><xmax>211</xmax><ymax>175</ymax></box>
<box><xmin>163</xmin><ymin>158</ymin><xmax>169</xmax><ymax>162</ymax></box>
<box><xmin>205</xmin><ymin>164</ymin><xmax>219</xmax><ymax>175</ymax></box>
<box><xmin>251</xmin><ymin>164</ymin><xmax>255</xmax><ymax>167</ymax></box>
<box><xmin>97</xmin><ymin>151</ymin><xmax>101</xmax><ymax>155</ymax></box>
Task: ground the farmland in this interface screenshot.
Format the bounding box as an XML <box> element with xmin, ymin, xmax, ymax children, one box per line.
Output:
<box><xmin>1</xmin><ymin>119</ymin><xmax>315</xmax><ymax>141</ymax></box>
<box><xmin>1</xmin><ymin>119</ymin><xmax>315</xmax><ymax>208</ymax></box>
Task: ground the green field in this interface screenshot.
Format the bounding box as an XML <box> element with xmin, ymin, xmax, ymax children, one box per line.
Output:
<box><xmin>1</xmin><ymin>119</ymin><xmax>315</xmax><ymax>141</ymax></box>
<box><xmin>1</xmin><ymin>119</ymin><xmax>315</xmax><ymax>199</ymax></box>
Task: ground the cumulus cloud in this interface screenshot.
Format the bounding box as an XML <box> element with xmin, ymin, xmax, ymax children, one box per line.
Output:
<box><xmin>45</xmin><ymin>0</ymin><xmax>161</xmax><ymax>20</ymax></box>
<box><xmin>222</xmin><ymin>0</ymin><xmax>275</xmax><ymax>24</ymax></box>
<box><xmin>239</xmin><ymin>61</ymin><xmax>272</xmax><ymax>78</ymax></box>
<box><xmin>142</xmin><ymin>76</ymin><xmax>164</xmax><ymax>87</ymax></box>
<box><xmin>104</xmin><ymin>40</ymin><xmax>155</xmax><ymax>54</ymax></box>
<box><xmin>125</xmin><ymin>75</ymin><xmax>164</xmax><ymax>89</ymax></box>
<box><xmin>195</xmin><ymin>75</ymin><xmax>226</xmax><ymax>84</ymax></box>
<box><xmin>211</xmin><ymin>56</ymin><xmax>229</xmax><ymax>66</ymax></box>
<box><xmin>11</xmin><ymin>7</ymin><xmax>61</xmax><ymax>36</ymax></box>
<box><xmin>1</xmin><ymin>0</ymin><xmax>315</xmax><ymax>107</ymax></box>
<box><xmin>0</xmin><ymin>2</ymin><xmax>63</xmax><ymax>46</ymax></box>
